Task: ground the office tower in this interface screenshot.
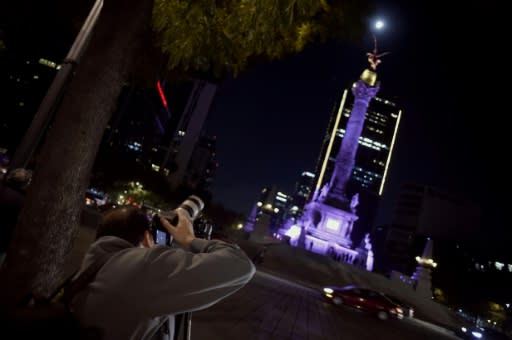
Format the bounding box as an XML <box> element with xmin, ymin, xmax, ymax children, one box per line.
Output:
<box><xmin>183</xmin><ymin>135</ymin><xmax>218</xmax><ymax>192</ymax></box>
<box><xmin>292</xmin><ymin>171</ymin><xmax>315</xmax><ymax>208</ymax></box>
<box><xmin>1</xmin><ymin>57</ymin><xmax>60</xmax><ymax>157</ymax></box>
<box><xmin>279</xmin><ymin>171</ymin><xmax>315</xmax><ymax>225</ymax></box>
<box><xmin>383</xmin><ymin>183</ymin><xmax>481</xmax><ymax>273</ymax></box>
<box><xmin>245</xmin><ymin>186</ymin><xmax>292</xmax><ymax>237</ymax></box>
<box><xmin>99</xmin><ymin>78</ymin><xmax>218</xmax><ymax>190</ymax></box>
<box><xmin>166</xmin><ymin>80</ymin><xmax>217</xmax><ymax>189</ymax></box>
<box><xmin>313</xmin><ymin>91</ymin><xmax>402</xmax><ymax>197</ymax></box>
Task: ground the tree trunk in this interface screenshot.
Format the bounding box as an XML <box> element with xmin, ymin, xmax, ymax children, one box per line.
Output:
<box><xmin>0</xmin><ymin>0</ymin><xmax>154</xmax><ymax>305</ymax></box>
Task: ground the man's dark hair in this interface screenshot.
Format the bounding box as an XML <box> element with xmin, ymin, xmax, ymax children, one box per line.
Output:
<box><xmin>96</xmin><ymin>206</ymin><xmax>151</xmax><ymax>246</ymax></box>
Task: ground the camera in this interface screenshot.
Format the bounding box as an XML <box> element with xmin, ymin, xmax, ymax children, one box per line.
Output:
<box><xmin>145</xmin><ymin>195</ymin><xmax>211</xmax><ymax>246</ymax></box>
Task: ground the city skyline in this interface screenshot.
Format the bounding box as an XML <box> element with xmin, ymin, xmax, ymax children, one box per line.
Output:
<box><xmin>1</xmin><ymin>0</ymin><xmax>507</xmax><ymax>253</ymax></box>
<box><xmin>204</xmin><ymin>0</ymin><xmax>508</xmax><ymax>252</ymax></box>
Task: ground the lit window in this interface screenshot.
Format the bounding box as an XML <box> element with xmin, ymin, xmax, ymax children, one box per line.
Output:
<box><xmin>33</xmin><ymin>75</ymin><xmax>39</xmax><ymax>79</ymax></box>
<box><xmin>325</xmin><ymin>218</ymin><xmax>340</xmax><ymax>231</ymax></box>
<box><xmin>19</xmin><ymin>102</ymin><xmax>25</xmax><ymax>107</ymax></box>
<box><xmin>38</xmin><ymin>58</ymin><xmax>57</xmax><ymax>68</ymax></box>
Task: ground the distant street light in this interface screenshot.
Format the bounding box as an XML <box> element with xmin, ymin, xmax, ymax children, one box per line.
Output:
<box><xmin>375</xmin><ymin>20</ymin><xmax>385</xmax><ymax>30</ymax></box>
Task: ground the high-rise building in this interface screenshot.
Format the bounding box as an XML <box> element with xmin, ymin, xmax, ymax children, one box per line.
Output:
<box><xmin>277</xmin><ymin>171</ymin><xmax>316</xmax><ymax>225</ymax></box>
<box><xmin>291</xmin><ymin>171</ymin><xmax>315</xmax><ymax>208</ymax></box>
<box><xmin>312</xmin><ymin>89</ymin><xmax>402</xmax><ymax>240</ymax></box>
<box><xmin>314</xmin><ymin>89</ymin><xmax>402</xmax><ymax>199</ymax></box>
<box><xmin>99</xmin><ymin>78</ymin><xmax>218</xmax><ymax>190</ymax></box>
<box><xmin>0</xmin><ymin>57</ymin><xmax>60</xmax><ymax>157</ymax></box>
<box><xmin>381</xmin><ymin>183</ymin><xmax>482</xmax><ymax>273</ymax></box>
<box><xmin>183</xmin><ymin>135</ymin><xmax>218</xmax><ymax>192</ymax></box>
<box><xmin>167</xmin><ymin>80</ymin><xmax>217</xmax><ymax>189</ymax></box>
<box><xmin>244</xmin><ymin>186</ymin><xmax>292</xmax><ymax>236</ymax></box>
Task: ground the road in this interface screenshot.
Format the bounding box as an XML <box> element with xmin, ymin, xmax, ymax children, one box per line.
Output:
<box><xmin>191</xmin><ymin>270</ymin><xmax>460</xmax><ymax>340</ymax></box>
<box><xmin>71</xmin><ymin>211</ymin><xmax>461</xmax><ymax>339</ymax></box>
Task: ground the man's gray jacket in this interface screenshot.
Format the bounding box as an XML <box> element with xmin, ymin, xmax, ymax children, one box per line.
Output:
<box><xmin>71</xmin><ymin>236</ymin><xmax>255</xmax><ymax>339</ymax></box>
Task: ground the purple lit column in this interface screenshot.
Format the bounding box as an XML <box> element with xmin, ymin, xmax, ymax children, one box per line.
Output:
<box><xmin>328</xmin><ymin>79</ymin><xmax>379</xmax><ymax>202</ymax></box>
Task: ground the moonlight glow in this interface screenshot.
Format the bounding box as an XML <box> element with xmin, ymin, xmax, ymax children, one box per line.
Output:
<box><xmin>375</xmin><ymin>20</ymin><xmax>385</xmax><ymax>30</ymax></box>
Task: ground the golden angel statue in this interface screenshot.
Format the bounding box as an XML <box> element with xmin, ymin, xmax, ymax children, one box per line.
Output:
<box><xmin>367</xmin><ymin>35</ymin><xmax>390</xmax><ymax>70</ymax></box>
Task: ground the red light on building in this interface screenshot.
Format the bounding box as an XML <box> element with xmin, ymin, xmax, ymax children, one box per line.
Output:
<box><xmin>156</xmin><ymin>80</ymin><xmax>168</xmax><ymax>109</ymax></box>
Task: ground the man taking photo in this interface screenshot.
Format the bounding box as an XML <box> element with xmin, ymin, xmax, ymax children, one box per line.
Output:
<box><xmin>71</xmin><ymin>205</ymin><xmax>255</xmax><ymax>339</ymax></box>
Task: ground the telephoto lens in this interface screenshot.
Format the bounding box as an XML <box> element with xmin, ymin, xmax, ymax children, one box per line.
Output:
<box><xmin>151</xmin><ymin>195</ymin><xmax>205</xmax><ymax>246</ymax></box>
<box><xmin>175</xmin><ymin>195</ymin><xmax>204</xmax><ymax>223</ymax></box>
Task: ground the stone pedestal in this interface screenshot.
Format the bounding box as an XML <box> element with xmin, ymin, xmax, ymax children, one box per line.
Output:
<box><xmin>300</xmin><ymin>200</ymin><xmax>358</xmax><ymax>261</ymax></box>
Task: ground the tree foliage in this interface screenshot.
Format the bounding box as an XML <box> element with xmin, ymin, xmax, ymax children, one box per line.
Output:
<box><xmin>152</xmin><ymin>0</ymin><xmax>371</xmax><ymax>77</ymax></box>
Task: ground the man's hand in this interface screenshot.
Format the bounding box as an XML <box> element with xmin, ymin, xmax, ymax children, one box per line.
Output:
<box><xmin>160</xmin><ymin>208</ymin><xmax>195</xmax><ymax>248</ymax></box>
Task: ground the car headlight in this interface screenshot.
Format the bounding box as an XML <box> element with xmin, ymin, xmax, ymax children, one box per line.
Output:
<box><xmin>323</xmin><ymin>288</ymin><xmax>333</xmax><ymax>294</ymax></box>
<box><xmin>471</xmin><ymin>331</ymin><xmax>482</xmax><ymax>338</ymax></box>
<box><xmin>461</xmin><ymin>327</ymin><xmax>467</xmax><ymax>333</ymax></box>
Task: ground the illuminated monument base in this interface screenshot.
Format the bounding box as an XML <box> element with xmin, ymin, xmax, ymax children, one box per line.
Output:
<box><xmin>298</xmin><ymin>199</ymin><xmax>359</xmax><ymax>263</ymax></box>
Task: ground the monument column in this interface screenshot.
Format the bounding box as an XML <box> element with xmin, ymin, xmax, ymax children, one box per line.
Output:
<box><xmin>296</xmin><ymin>38</ymin><xmax>389</xmax><ymax>261</ymax></box>
<box><xmin>328</xmin><ymin>77</ymin><xmax>379</xmax><ymax>204</ymax></box>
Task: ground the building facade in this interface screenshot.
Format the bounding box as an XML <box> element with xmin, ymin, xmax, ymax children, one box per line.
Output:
<box><xmin>99</xmin><ymin>78</ymin><xmax>218</xmax><ymax>192</ymax></box>
<box><xmin>381</xmin><ymin>183</ymin><xmax>482</xmax><ymax>273</ymax></box>
<box><xmin>1</xmin><ymin>57</ymin><xmax>60</xmax><ymax>158</ymax></box>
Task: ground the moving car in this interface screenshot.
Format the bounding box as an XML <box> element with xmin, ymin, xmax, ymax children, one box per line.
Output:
<box><xmin>382</xmin><ymin>294</ymin><xmax>415</xmax><ymax>318</ymax></box>
<box><xmin>322</xmin><ymin>285</ymin><xmax>404</xmax><ymax>320</ymax></box>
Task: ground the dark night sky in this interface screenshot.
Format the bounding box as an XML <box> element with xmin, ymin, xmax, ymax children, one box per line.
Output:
<box><xmin>204</xmin><ymin>1</ymin><xmax>510</xmax><ymax>249</ymax></box>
